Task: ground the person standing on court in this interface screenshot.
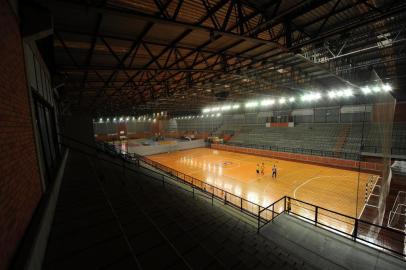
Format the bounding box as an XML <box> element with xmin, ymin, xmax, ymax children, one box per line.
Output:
<box><xmin>272</xmin><ymin>164</ymin><xmax>277</xmax><ymax>178</ymax></box>
<box><xmin>261</xmin><ymin>162</ymin><xmax>265</xmax><ymax>175</ymax></box>
<box><xmin>256</xmin><ymin>164</ymin><xmax>260</xmax><ymax>176</ymax></box>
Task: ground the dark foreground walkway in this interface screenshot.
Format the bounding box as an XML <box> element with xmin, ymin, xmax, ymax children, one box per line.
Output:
<box><xmin>42</xmin><ymin>150</ymin><xmax>311</xmax><ymax>269</ymax></box>
<box><xmin>260</xmin><ymin>214</ymin><xmax>406</xmax><ymax>270</ymax></box>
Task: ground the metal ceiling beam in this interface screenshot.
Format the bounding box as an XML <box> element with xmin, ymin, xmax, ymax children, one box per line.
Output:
<box><xmin>57</xmin><ymin>66</ymin><xmax>225</xmax><ymax>72</ymax></box>
<box><xmin>91</xmin><ymin>22</ymin><xmax>154</xmax><ymax>104</ymax></box>
<box><xmin>289</xmin><ymin>1</ymin><xmax>406</xmax><ymax>50</ymax></box>
<box><xmin>79</xmin><ymin>14</ymin><xmax>102</xmax><ymax>105</ymax></box>
<box><xmin>52</xmin><ymin>0</ymin><xmax>279</xmax><ymax>47</ymax></box>
<box><xmin>245</xmin><ymin>0</ymin><xmax>333</xmax><ymax>37</ymax></box>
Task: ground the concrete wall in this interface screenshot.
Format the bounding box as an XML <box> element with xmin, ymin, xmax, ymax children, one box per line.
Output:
<box><xmin>0</xmin><ymin>0</ymin><xmax>42</xmax><ymax>268</ymax></box>
<box><xmin>130</xmin><ymin>139</ymin><xmax>207</xmax><ymax>156</ymax></box>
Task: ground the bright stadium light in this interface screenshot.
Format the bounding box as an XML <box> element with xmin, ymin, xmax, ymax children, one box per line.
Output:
<box><xmin>245</xmin><ymin>101</ymin><xmax>258</xmax><ymax>108</ymax></box>
<box><xmin>99</xmin><ymin>118</ymin><xmax>103</xmax><ymax>123</ymax></box>
<box><xmin>211</xmin><ymin>114</ymin><xmax>215</xmax><ymax>117</ymax></box>
<box><xmin>343</xmin><ymin>88</ymin><xmax>353</xmax><ymax>97</ymax></box>
<box><xmin>288</xmin><ymin>97</ymin><xmax>295</xmax><ymax>103</ymax></box>
<box><xmin>106</xmin><ymin>118</ymin><xmax>110</xmax><ymax>122</ymax></box>
<box><xmin>301</xmin><ymin>92</ymin><xmax>321</xmax><ymax>102</ymax></box>
<box><xmin>216</xmin><ymin>113</ymin><xmax>221</xmax><ymax>117</ymax></box>
<box><xmin>361</xmin><ymin>86</ymin><xmax>371</xmax><ymax>95</ymax></box>
<box><xmin>232</xmin><ymin>104</ymin><xmax>240</xmax><ymax>109</ymax></box>
<box><xmin>372</xmin><ymin>85</ymin><xmax>381</xmax><ymax>92</ymax></box>
<box><xmin>336</xmin><ymin>90</ymin><xmax>344</xmax><ymax>97</ymax></box>
<box><xmin>212</xmin><ymin>107</ymin><xmax>220</xmax><ymax>112</ymax></box>
<box><xmin>313</xmin><ymin>92</ymin><xmax>322</xmax><ymax>100</ymax></box>
<box><xmin>382</xmin><ymin>83</ymin><xmax>392</xmax><ymax>92</ymax></box>
<box><xmin>126</xmin><ymin>117</ymin><xmax>130</xmax><ymax>122</ymax></box>
<box><xmin>113</xmin><ymin>117</ymin><xmax>117</xmax><ymax>122</ymax></box>
<box><xmin>203</xmin><ymin>108</ymin><xmax>210</xmax><ymax>113</ymax></box>
<box><xmin>301</xmin><ymin>94</ymin><xmax>309</xmax><ymax>102</ymax></box>
<box><xmin>260</xmin><ymin>99</ymin><xmax>275</xmax><ymax>106</ymax></box>
<box><xmin>279</xmin><ymin>97</ymin><xmax>286</xmax><ymax>104</ymax></box>
<box><xmin>221</xmin><ymin>105</ymin><xmax>231</xmax><ymax>111</ymax></box>
<box><xmin>328</xmin><ymin>91</ymin><xmax>336</xmax><ymax>99</ymax></box>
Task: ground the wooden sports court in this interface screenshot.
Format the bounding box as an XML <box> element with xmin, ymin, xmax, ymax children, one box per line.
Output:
<box><xmin>147</xmin><ymin>147</ymin><xmax>378</xmax><ymax>224</ymax></box>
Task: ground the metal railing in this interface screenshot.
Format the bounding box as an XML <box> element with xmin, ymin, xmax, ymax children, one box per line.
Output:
<box><xmin>59</xmin><ymin>134</ymin><xmax>406</xmax><ymax>259</ymax></box>
<box><xmin>259</xmin><ymin>196</ymin><xmax>406</xmax><ymax>258</ymax></box>
<box><xmin>362</xmin><ymin>145</ymin><xmax>406</xmax><ymax>156</ymax></box>
<box><xmin>225</xmin><ymin>142</ymin><xmax>361</xmax><ymax>160</ymax></box>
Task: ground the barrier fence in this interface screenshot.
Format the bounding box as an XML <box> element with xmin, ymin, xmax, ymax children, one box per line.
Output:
<box><xmin>259</xmin><ymin>196</ymin><xmax>406</xmax><ymax>257</ymax></box>
<box><xmin>225</xmin><ymin>142</ymin><xmax>361</xmax><ymax>160</ymax></box>
<box><xmin>226</xmin><ymin>142</ymin><xmax>406</xmax><ymax>159</ymax></box>
<box><xmin>59</xmin><ymin>135</ymin><xmax>406</xmax><ymax>259</ymax></box>
<box><xmin>362</xmin><ymin>145</ymin><xmax>406</xmax><ymax>156</ymax></box>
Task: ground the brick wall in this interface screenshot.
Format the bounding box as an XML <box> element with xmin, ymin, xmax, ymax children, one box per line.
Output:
<box><xmin>0</xmin><ymin>0</ymin><xmax>43</xmax><ymax>269</ymax></box>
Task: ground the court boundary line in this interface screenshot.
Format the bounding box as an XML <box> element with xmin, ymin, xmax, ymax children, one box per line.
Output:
<box><xmin>293</xmin><ymin>174</ymin><xmax>355</xmax><ymax>200</ymax></box>
<box><xmin>149</xmin><ymin>148</ymin><xmax>378</xmax><ymax>218</ymax></box>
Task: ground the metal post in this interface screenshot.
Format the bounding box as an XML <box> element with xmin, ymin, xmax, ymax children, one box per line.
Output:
<box><xmin>315</xmin><ymin>206</ymin><xmax>319</xmax><ymax>225</ymax></box>
<box><xmin>257</xmin><ymin>207</ymin><xmax>260</xmax><ymax>233</ymax></box>
<box><xmin>353</xmin><ymin>219</ymin><xmax>358</xmax><ymax>241</ymax></box>
<box><xmin>212</xmin><ymin>193</ymin><xmax>214</xmax><ymax>206</ymax></box>
<box><xmin>284</xmin><ymin>196</ymin><xmax>287</xmax><ymax>212</ymax></box>
<box><xmin>224</xmin><ymin>192</ymin><xmax>227</xmax><ymax>205</ymax></box>
<box><xmin>240</xmin><ymin>198</ymin><xmax>243</xmax><ymax>211</ymax></box>
<box><xmin>272</xmin><ymin>204</ymin><xmax>274</xmax><ymax>221</ymax></box>
<box><xmin>162</xmin><ymin>175</ymin><xmax>165</xmax><ymax>187</ymax></box>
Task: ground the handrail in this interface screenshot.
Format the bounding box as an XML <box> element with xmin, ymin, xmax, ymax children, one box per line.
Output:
<box><xmin>258</xmin><ymin>194</ymin><xmax>406</xmax><ymax>257</ymax></box>
<box><xmin>257</xmin><ymin>196</ymin><xmax>287</xmax><ymax>231</ymax></box>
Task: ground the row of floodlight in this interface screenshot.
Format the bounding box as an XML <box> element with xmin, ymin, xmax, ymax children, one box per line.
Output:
<box><xmin>201</xmin><ymin>84</ymin><xmax>392</xmax><ymax>112</ymax></box>
<box><xmin>202</xmin><ymin>104</ymin><xmax>240</xmax><ymax>113</ymax></box>
<box><xmin>173</xmin><ymin>113</ymin><xmax>222</xmax><ymax>120</ymax></box>
<box><xmin>95</xmin><ymin>116</ymin><xmax>158</xmax><ymax>123</ymax></box>
<box><xmin>95</xmin><ymin>111</ymin><xmax>167</xmax><ymax>123</ymax></box>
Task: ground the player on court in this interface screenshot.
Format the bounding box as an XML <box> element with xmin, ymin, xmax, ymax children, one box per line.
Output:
<box><xmin>261</xmin><ymin>162</ymin><xmax>265</xmax><ymax>175</ymax></box>
<box><xmin>256</xmin><ymin>164</ymin><xmax>260</xmax><ymax>176</ymax></box>
<box><xmin>272</xmin><ymin>164</ymin><xmax>277</xmax><ymax>178</ymax></box>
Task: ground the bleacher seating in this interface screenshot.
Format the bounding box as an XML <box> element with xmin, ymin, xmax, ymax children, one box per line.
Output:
<box><xmin>42</xmin><ymin>150</ymin><xmax>311</xmax><ymax>269</ymax></box>
<box><xmin>168</xmin><ymin>117</ymin><xmax>223</xmax><ymax>134</ymax></box>
<box><xmin>165</xmin><ymin>113</ymin><xmax>406</xmax><ymax>159</ymax></box>
<box><xmin>228</xmin><ymin>123</ymin><xmax>354</xmax><ymax>158</ymax></box>
<box><xmin>226</xmin><ymin>122</ymin><xmax>406</xmax><ymax>159</ymax></box>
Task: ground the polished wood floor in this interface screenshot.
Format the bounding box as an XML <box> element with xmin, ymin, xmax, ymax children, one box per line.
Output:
<box><xmin>147</xmin><ymin>148</ymin><xmax>377</xmax><ymax>222</ymax></box>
